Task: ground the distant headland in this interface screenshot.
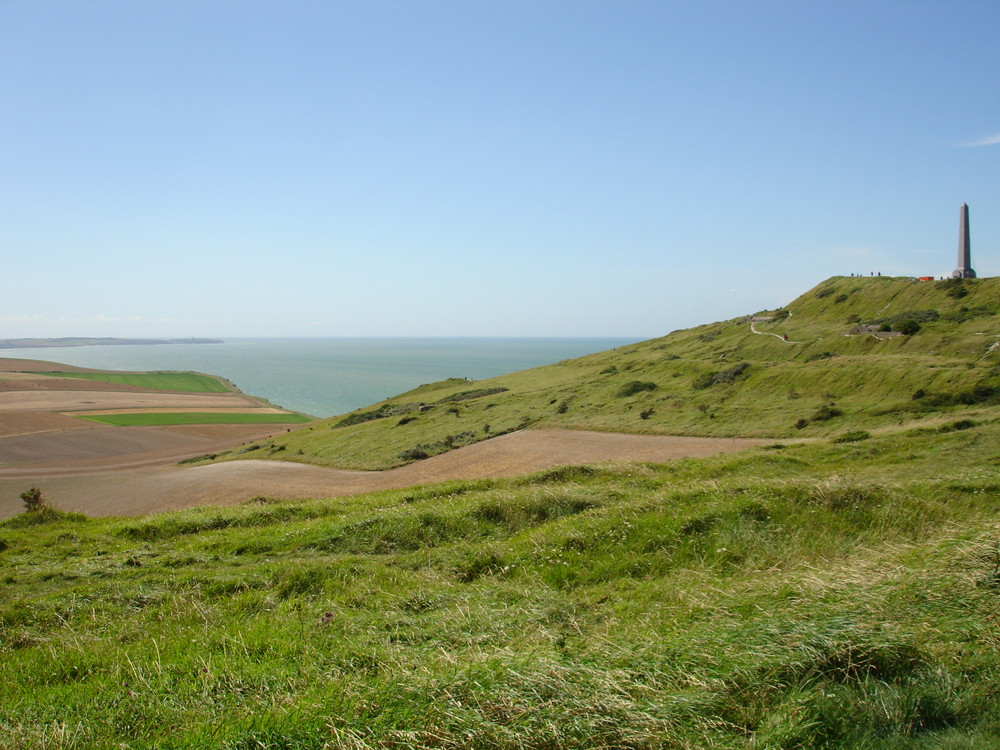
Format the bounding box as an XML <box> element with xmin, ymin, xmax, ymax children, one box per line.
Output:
<box><xmin>0</xmin><ymin>337</ymin><xmax>223</xmax><ymax>349</ymax></box>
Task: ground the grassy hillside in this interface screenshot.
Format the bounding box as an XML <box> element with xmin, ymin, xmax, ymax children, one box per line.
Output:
<box><xmin>3</xmin><ymin>416</ymin><xmax>1000</xmax><ymax>748</ymax></box>
<box><xmin>215</xmin><ymin>276</ymin><xmax>1000</xmax><ymax>471</ymax></box>
<box><xmin>4</xmin><ymin>275</ymin><xmax>1000</xmax><ymax>748</ymax></box>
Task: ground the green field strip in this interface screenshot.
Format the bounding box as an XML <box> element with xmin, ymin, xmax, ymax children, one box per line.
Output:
<box><xmin>78</xmin><ymin>412</ymin><xmax>314</xmax><ymax>426</ymax></box>
<box><xmin>38</xmin><ymin>370</ymin><xmax>230</xmax><ymax>392</ymax></box>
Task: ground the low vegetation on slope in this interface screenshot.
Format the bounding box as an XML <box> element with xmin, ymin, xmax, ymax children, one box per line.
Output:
<box><xmin>215</xmin><ymin>276</ymin><xmax>1000</xmax><ymax>471</ymax></box>
<box><xmin>2</xmin><ymin>416</ymin><xmax>1000</xmax><ymax>748</ymax></box>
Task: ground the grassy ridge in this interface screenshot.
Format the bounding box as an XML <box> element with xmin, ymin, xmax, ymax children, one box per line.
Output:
<box><xmin>2</xmin><ymin>418</ymin><xmax>1000</xmax><ymax>747</ymax></box>
<box><xmin>78</xmin><ymin>412</ymin><xmax>314</xmax><ymax>427</ymax></box>
<box><xmin>38</xmin><ymin>371</ymin><xmax>231</xmax><ymax>393</ymax></box>
<box><xmin>218</xmin><ymin>275</ymin><xmax>1000</xmax><ymax>470</ymax></box>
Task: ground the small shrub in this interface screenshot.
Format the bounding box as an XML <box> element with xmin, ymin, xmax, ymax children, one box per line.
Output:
<box><xmin>815</xmin><ymin>287</ymin><xmax>835</xmax><ymax>299</ymax></box>
<box><xmin>939</xmin><ymin>419</ymin><xmax>976</xmax><ymax>433</ymax></box>
<box><xmin>834</xmin><ymin>293</ymin><xmax>849</xmax><ymax>303</ymax></box>
<box><xmin>617</xmin><ymin>381</ymin><xmax>657</xmax><ymax>397</ymax></box>
<box><xmin>20</xmin><ymin>488</ymin><xmax>45</xmax><ymax>513</ymax></box>
<box><xmin>912</xmin><ymin>389</ymin><xmax>926</xmax><ymax>400</ymax></box>
<box><xmin>692</xmin><ymin>372</ymin><xmax>716</xmax><ymax>390</ymax></box>
<box><xmin>713</xmin><ymin>362</ymin><xmax>751</xmax><ymax>384</ymax></box>
<box><xmin>795</xmin><ymin>418</ymin><xmax>809</xmax><ymax>430</ymax></box>
<box><xmin>810</xmin><ymin>405</ymin><xmax>843</xmax><ymax>422</ymax></box>
<box><xmin>556</xmin><ymin>401</ymin><xmax>569</xmax><ymax>414</ymax></box>
<box><xmin>399</xmin><ymin>448</ymin><xmax>429</xmax><ymax>462</ymax></box>
<box><xmin>640</xmin><ymin>408</ymin><xmax>655</xmax><ymax>420</ymax></box>
<box><xmin>397</xmin><ymin>416</ymin><xmax>417</xmax><ymax>426</ymax></box>
<box><xmin>805</xmin><ymin>352</ymin><xmax>836</xmax><ymax>363</ymax></box>
<box><xmin>599</xmin><ymin>365</ymin><xmax>618</xmax><ymax>375</ymax></box>
<box><xmin>833</xmin><ymin>430</ymin><xmax>871</xmax><ymax>443</ymax></box>
<box><xmin>940</xmin><ymin>277</ymin><xmax>969</xmax><ymax>298</ymax></box>
<box><xmin>898</xmin><ymin>319</ymin><xmax>921</xmax><ymax>335</ymax></box>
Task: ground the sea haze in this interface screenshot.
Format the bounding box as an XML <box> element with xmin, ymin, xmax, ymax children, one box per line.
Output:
<box><xmin>0</xmin><ymin>337</ymin><xmax>641</xmax><ymax>418</ymax></box>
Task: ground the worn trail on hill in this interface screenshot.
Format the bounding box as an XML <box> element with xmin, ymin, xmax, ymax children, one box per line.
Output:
<box><xmin>0</xmin><ymin>430</ymin><xmax>768</xmax><ymax>518</ymax></box>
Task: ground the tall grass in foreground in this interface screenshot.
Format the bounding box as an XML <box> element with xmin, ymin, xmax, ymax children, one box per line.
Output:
<box><xmin>2</xmin><ymin>423</ymin><xmax>1000</xmax><ymax>748</ymax></box>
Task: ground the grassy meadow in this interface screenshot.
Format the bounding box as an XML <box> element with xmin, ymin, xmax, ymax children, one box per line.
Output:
<box><xmin>3</xmin><ymin>274</ymin><xmax>1000</xmax><ymax>748</ymax></box>
<box><xmin>2</xmin><ymin>417</ymin><xmax>1000</xmax><ymax>748</ymax></box>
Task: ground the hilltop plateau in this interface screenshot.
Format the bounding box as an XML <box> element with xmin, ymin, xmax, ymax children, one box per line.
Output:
<box><xmin>3</xmin><ymin>275</ymin><xmax>1000</xmax><ymax>748</ymax></box>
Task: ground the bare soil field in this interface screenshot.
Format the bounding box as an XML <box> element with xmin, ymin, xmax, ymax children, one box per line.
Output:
<box><xmin>0</xmin><ymin>430</ymin><xmax>769</xmax><ymax>519</ymax></box>
<box><xmin>0</xmin><ymin>360</ymin><xmax>310</xmax><ymax>507</ymax></box>
<box><xmin>0</xmin><ymin>391</ymin><xmax>263</xmax><ymax>412</ymax></box>
<box><xmin>0</xmin><ymin>411</ymin><xmax>93</xmax><ymax>438</ymax></box>
<box><xmin>0</xmin><ymin>357</ymin><xmax>769</xmax><ymax>520</ymax></box>
<box><xmin>0</xmin><ymin>358</ymin><xmax>93</xmax><ymax>373</ymax></box>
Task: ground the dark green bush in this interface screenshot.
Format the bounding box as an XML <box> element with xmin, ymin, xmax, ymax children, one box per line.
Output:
<box><xmin>805</xmin><ymin>352</ymin><xmax>836</xmax><ymax>363</ymax></box>
<box><xmin>811</xmin><ymin>405</ymin><xmax>843</xmax><ymax>422</ymax></box>
<box><xmin>20</xmin><ymin>488</ymin><xmax>45</xmax><ymax>512</ymax></box>
<box><xmin>617</xmin><ymin>381</ymin><xmax>657</xmax><ymax>397</ymax></box>
<box><xmin>400</xmin><ymin>448</ymin><xmax>429</xmax><ymax>461</ymax></box>
<box><xmin>833</xmin><ymin>430</ymin><xmax>871</xmax><ymax>443</ymax></box>
<box><xmin>692</xmin><ymin>372</ymin><xmax>716</xmax><ymax>390</ymax></box>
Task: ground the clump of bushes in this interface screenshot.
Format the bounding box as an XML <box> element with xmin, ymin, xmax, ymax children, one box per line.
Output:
<box><xmin>336</xmin><ymin>403</ymin><xmax>421</xmax><ymax>428</ymax></box>
<box><xmin>917</xmin><ymin>383</ymin><xmax>998</xmax><ymax>409</ymax></box>
<box><xmin>939</xmin><ymin>276</ymin><xmax>969</xmax><ymax>299</ymax></box>
<box><xmin>617</xmin><ymin>381</ymin><xmax>657</xmax><ymax>397</ymax></box>
<box><xmin>437</xmin><ymin>387</ymin><xmax>508</xmax><ymax>404</ymax></box>
<box><xmin>796</xmin><ymin>404</ymin><xmax>843</xmax><ymax>429</ymax></box>
<box><xmin>866</xmin><ymin>309</ymin><xmax>939</xmax><ymax>331</ymax></box>
<box><xmin>811</xmin><ymin>404</ymin><xmax>843</xmax><ymax>422</ymax></box>
<box><xmin>399</xmin><ymin>448</ymin><xmax>429</xmax><ymax>461</ymax></box>
<box><xmin>938</xmin><ymin>419</ymin><xmax>976</xmax><ymax>433</ymax></box>
<box><xmin>693</xmin><ymin>363</ymin><xmax>751</xmax><ymax>390</ymax></box>
<box><xmin>834</xmin><ymin>293</ymin><xmax>849</xmax><ymax>304</ymax></box>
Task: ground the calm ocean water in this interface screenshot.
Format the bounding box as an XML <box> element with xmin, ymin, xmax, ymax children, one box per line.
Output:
<box><xmin>1</xmin><ymin>338</ymin><xmax>640</xmax><ymax>418</ymax></box>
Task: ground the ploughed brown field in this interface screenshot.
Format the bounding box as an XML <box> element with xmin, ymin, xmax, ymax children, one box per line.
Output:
<box><xmin>0</xmin><ymin>358</ymin><xmax>768</xmax><ymax>519</ymax></box>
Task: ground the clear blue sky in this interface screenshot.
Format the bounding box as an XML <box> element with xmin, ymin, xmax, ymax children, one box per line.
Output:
<box><xmin>1</xmin><ymin>0</ymin><xmax>997</xmax><ymax>338</ymax></box>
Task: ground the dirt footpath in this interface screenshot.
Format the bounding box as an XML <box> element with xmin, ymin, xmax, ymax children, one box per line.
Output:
<box><xmin>0</xmin><ymin>430</ymin><xmax>769</xmax><ymax>519</ymax></box>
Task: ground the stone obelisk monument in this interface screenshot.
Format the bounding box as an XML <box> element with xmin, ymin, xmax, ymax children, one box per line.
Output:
<box><xmin>952</xmin><ymin>203</ymin><xmax>977</xmax><ymax>279</ymax></box>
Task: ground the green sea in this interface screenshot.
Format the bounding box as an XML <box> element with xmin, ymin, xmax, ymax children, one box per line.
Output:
<box><xmin>0</xmin><ymin>338</ymin><xmax>639</xmax><ymax>417</ymax></box>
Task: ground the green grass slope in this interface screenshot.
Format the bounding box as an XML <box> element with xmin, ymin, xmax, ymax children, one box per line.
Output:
<box><xmin>3</xmin><ymin>417</ymin><xmax>1000</xmax><ymax>748</ymax></box>
<box><xmin>218</xmin><ymin>275</ymin><xmax>1000</xmax><ymax>471</ymax></box>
